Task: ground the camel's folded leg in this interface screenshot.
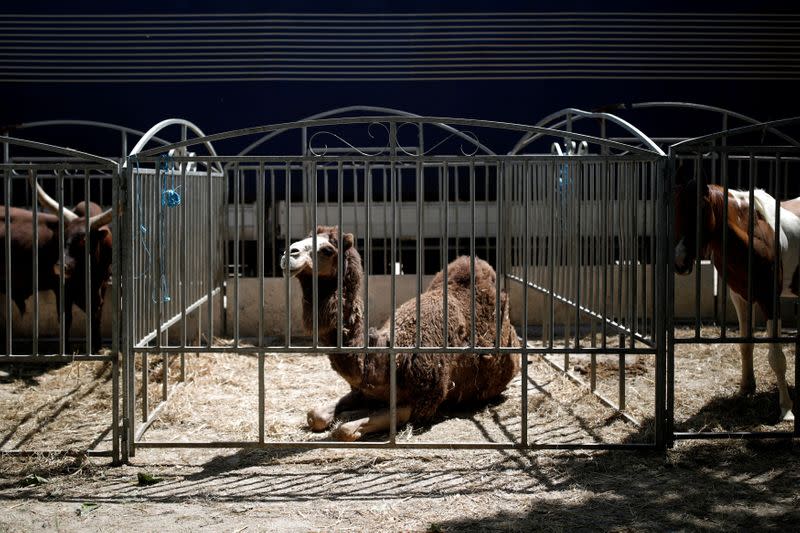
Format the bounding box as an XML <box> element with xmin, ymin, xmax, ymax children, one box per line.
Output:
<box><xmin>307</xmin><ymin>389</ymin><xmax>366</xmax><ymax>431</ymax></box>
<box><xmin>330</xmin><ymin>406</ymin><xmax>412</xmax><ymax>442</ymax></box>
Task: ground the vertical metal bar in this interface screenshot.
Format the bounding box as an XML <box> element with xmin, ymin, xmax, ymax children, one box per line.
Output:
<box><xmin>383</xmin><ymin>167</ymin><xmax>389</xmax><ymax>274</ymax></box>
<box><xmin>57</xmin><ymin>171</ymin><xmax>66</xmax><ymax>356</ymax></box>
<box><xmin>442</xmin><ymin>162</ymin><xmax>449</xmax><ymax>350</ymax></box>
<box><xmin>771</xmin><ymin>157</ymin><xmax>781</xmax><ymax>339</ymax></box>
<box><xmin>601</xmin><ymin>160</ymin><xmax>609</xmax><ymax>350</ymax></box>
<box><xmin>589</xmin><ymin>162</ymin><xmax>597</xmax><ymax>349</ymax></box>
<box><xmin>337</xmin><ymin>161</ymin><xmax>344</xmax><ymax>349</ymax></box>
<box><xmin>521</xmin><ymin>161</ymin><xmax>529</xmax><ymax>447</ymax></box>
<box><xmin>353</xmin><ymin>164</ymin><xmax>361</xmax><ymax>257</ymax></box>
<box><xmin>123</xmin><ymin>162</ymin><xmax>135</xmax><ymax>459</ymax></box>
<box><xmin>649</xmin><ymin>161</ymin><xmax>657</xmax><ymax>340</ymax></box>
<box><xmin>257</xmin><ymin>162</ymin><xmax>265</xmax><ymax>444</ymax></box>
<box><xmin>84</xmin><ymin>170</ymin><xmax>92</xmax><ymax>355</ymax></box>
<box><xmin>548</xmin><ymin>160</ymin><xmax>556</xmax><ymax>350</ymax></box>
<box><xmin>148</xmin><ymin>163</ymin><xmax>162</xmax><ymax>422</ymax></box>
<box><xmin>389</xmin><ymin>121</ymin><xmax>398</xmax><ymax>443</ymax></box>
<box><xmin>588</xmin><ymin>164</ymin><xmax>592</xmax><ymax>386</ymax></box>
<box><xmin>575</xmin><ymin>162</ymin><xmax>582</xmax><ymax>351</ymax></box>
<box><xmin>220</xmin><ymin>164</ymin><xmax>229</xmax><ymax>339</ymax></box>
<box><xmin>537</xmin><ymin>163</ymin><xmax>544</xmax><ymax>346</ymax></box>
<box><xmin>161</xmin><ymin>166</ymin><xmax>168</xmax><ymax>403</ymax></box>
<box><xmin>415</xmin><ymin>155</ymin><xmax>422</xmax><ymax>349</ymax></box>
<box><xmin>719</xmin><ymin>115</ymin><xmax>729</xmax><ymax>337</ymax></box>
<box><xmin>285</xmin><ymin>162</ymin><xmax>292</xmax><ymax>346</ymax></box>
<box><xmin>667</xmin><ymin>155</ymin><xmax>677</xmax><ymax>447</ymax></box>
<box><xmin>470</xmin><ymin>161</ymin><xmax>476</xmax><ymax>350</ymax></box>
<box><xmin>629</xmin><ymin>163</ymin><xmax>639</xmax><ymax>349</ymax></box>
<box><xmin>4</xmin><ymin>167</ymin><xmax>12</xmax><ymax>356</ymax></box>
<box><xmin>694</xmin><ymin>155</ymin><xmax>702</xmax><ymax>338</ymax></box>
<box><xmin>495</xmin><ymin>161</ymin><xmax>502</xmax><ymax>355</ymax></box>
<box><xmin>180</xmin><ymin>162</ymin><xmax>188</xmax><ymax>358</ymax></box>
<box><xmin>311</xmin><ymin>161</ymin><xmax>318</xmax><ymax>349</ymax></box>
<box><xmin>363</xmin><ymin>162</ymin><xmax>371</xmax><ymax>349</ymax></box>
<box><xmin>617</xmin><ymin>163</ymin><xmax>627</xmax><ymax>411</ymax></box>
<box><xmin>638</xmin><ymin>162</ymin><xmax>646</xmax><ymax>340</ymax></box>
<box><xmin>455</xmin><ymin>165</ymin><xmax>461</xmax><ymax>258</ymax></box>
<box><xmin>746</xmin><ymin>155</ymin><xmax>755</xmax><ymax>340</ymax></box>
<box><xmin>719</xmin><ymin>155</ymin><xmax>729</xmax><ymax>338</ymax></box>
<box><xmin>31</xmin><ymin>171</ymin><xmax>39</xmax><ymax>357</ymax></box>
<box><xmin>654</xmin><ymin>157</ymin><xmax>668</xmax><ymax>449</ymax></box>
<box><xmin>270</xmin><ymin>168</ymin><xmax>276</xmax><ymax>277</ymax></box>
<box><xmin>111</xmin><ymin>164</ymin><xmax>121</xmax><ymax>463</ymax></box>
<box><xmin>324</xmin><ymin>167</ymin><xmax>330</xmax><ymax>227</ymax></box>
<box><xmin>206</xmin><ymin>166</ymin><xmax>213</xmax><ymax>346</ymax></box>
<box><xmin>234</xmin><ymin>164</ymin><xmax>241</xmax><ymax>347</ymax></box>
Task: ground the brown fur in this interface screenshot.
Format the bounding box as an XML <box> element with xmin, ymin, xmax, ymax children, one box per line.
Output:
<box><xmin>0</xmin><ymin>204</ymin><xmax>113</xmax><ymax>353</ymax></box>
<box><xmin>290</xmin><ymin>226</ymin><xmax>520</xmax><ymax>438</ymax></box>
<box><xmin>674</xmin><ymin>180</ymin><xmax>799</xmax><ymax>420</ymax></box>
<box><xmin>678</xmin><ymin>184</ymin><xmax>800</xmax><ymax>318</ymax></box>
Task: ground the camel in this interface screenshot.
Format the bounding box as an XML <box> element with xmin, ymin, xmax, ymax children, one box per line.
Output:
<box><xmin>280</xmin><ymin>225</ymin><xmax>521</xmax><ymax>441</ymax></box>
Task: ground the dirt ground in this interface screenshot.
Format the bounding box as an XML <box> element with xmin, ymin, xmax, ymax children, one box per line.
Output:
<box><xmin>0</xmin><ymin>327</ymin><xmax>798</xmax><ymax>531</ymax></box>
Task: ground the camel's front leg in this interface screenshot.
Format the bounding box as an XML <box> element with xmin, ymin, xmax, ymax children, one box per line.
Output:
<box><xmin>766</xmin><ymin>319</ymin><xmax>795</xmax><ymax>422</ymax></box>
<box><xmin>730</xmin><ymin>290</ymin><xmax>756</xmax><ymax>394</ymax></box>
<box><xmin>330</xmin><ymin>406</ymin><xmax>412</xmax><ymax>441</ymax></box>
<box><xmin>307</xmin><ymin>389</ymin><xmax>366</xmax><ymax>432</ymax></box>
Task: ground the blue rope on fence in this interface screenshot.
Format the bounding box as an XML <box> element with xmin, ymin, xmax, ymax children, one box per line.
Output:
<box><xmin>132</xmin><ymin>154</ymin><xmax>183</xmax><ymax>304</ymax></box>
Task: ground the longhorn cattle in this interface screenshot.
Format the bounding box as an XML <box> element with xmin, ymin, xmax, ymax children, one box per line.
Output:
<box><xmin>0</xmin><ymin>180</ymin><xmax>113</xmax><ymax>353</ymax></box>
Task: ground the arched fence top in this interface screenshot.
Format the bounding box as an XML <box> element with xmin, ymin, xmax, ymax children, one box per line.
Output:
<box><xmin>1</xmin><ymin>134</ymin><xmax>117</xmax><ymax>166</ymax></box>
<box><xmin>670</xmin><ymin>116</ymin><xmax>800</xmax><ymax>152</ymax></box>
<box><xmin>236</xmin><ymin>105</ymin><xmax>497</xmax><ymax>157</ymax></box>
<box><xmin>11</xmin><ymin>119</ymin><xmax>172</xmax><ymax>156</ymax></box>
<box><xmin>124</xmin><ymin>118</ymin><xmax>223</xmax><ymax>174</ymax></box>
<box><xmin>136</xmin><ymin>115</ymin><xmax>661</xmax><ymax>159</ymax></box>
<box><xmin>510</xmin><ymin>107</ymin><xmax>665</xmax><ymax>156</ymax></box>
<box><xmin>621</xmin><ymin>101</ymin><xmax>800</xmax><ymax>148</ymax></box>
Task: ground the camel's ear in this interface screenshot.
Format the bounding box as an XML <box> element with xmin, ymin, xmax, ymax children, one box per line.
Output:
<box><xmin>342</xmin><ymin>233</ymin><xmax>354</xmax><ymax>250</ymax></box>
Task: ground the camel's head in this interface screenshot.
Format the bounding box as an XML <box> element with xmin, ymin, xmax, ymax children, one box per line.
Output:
<box><xmin>280</xmin><ymin>225</ymin><xmax>354</xmax><ymax>279</ymax></box>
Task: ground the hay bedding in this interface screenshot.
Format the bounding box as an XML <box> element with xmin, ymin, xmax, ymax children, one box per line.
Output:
<box><xmin>1</xmin><ymin>331</ymin><xmax>798</xmax><ymax>533</ymax></box>
<box><xmin>0</xmin><ymin>361</ymin><xmax>114</xmax><ymax>453</ymax></box>
<box><xmin>0</xmin><ymin>326</ymin><xmax>795</xmax><ymax>454</ymax></box>
<box><xmin>140</xmin><ymin>350</ymin><xmax>635</xmax><ymax>446</ymax></box>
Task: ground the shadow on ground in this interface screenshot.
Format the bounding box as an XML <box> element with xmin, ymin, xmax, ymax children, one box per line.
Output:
<box><xmin>677</xmin><ymin>386</ymin><xmax>796</xmax><ymax>430</ymax></box>
<box><xmin>2</xmin><ymin>434</ymin><xmax>798</xmax><ymax>531</ymax></box>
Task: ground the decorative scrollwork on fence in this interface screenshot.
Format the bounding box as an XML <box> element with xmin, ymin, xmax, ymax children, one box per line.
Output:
<box><xmin>395</xmin><ymin>122</ymin><xmax>482</xmax><ymax>156</ymax></box>
<box><xmin>307</xmin><ymin>122</ymin><xmax>392</xmax><ymax>157</ymax></box>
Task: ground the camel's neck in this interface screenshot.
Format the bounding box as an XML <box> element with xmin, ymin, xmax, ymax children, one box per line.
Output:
<box><xmin>298</xmin><ymin>248</ymin><xmax>364</xmax><ymax>347</ymax></box>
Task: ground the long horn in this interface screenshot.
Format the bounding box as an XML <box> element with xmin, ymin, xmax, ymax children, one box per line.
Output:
<box><xmin>29</xmin><ymin>176</ymin><xmax>79</xmax><ymax>223</ymax></box>
<box><xmin>89</xmin><ymin>208</ymin><xmax>113</xmax><ymax>229</ymax></box>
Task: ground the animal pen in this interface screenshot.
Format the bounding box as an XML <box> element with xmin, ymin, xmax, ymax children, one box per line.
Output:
<box><xmin>1</xmin><ymin>108</ymin><xmax>798</xmax><ymax>465</ymax></box>
<box><xmin>119</xmin><ymin>113</ymin><xmax>670</xmax><ymax>460</ymax></box>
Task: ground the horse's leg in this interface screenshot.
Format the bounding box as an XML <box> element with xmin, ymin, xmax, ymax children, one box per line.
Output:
<box><xmin>730</xmin><ymin>289</ymin><xmax>755</xmax><ymax>394</ymax></box>
<box><xmin>330</xmin><ymin>406</ymin><xmax>413</xmax><ymax>442</ymax></box>
<box><xmin>307</xmin><ymin>389</ymin><xmax>366</xmax><ymax>432</ymax></box>
<box><xmin>766</xmin><ymin>318</ymin><xmax>794</xmax><ymax>422</ymax></box>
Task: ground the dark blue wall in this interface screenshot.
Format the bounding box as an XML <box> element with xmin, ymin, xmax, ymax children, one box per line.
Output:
<box><xmin>3</xmin><ymin>1</ymin><xmax>799</xmax><ymax>146</ymax></box>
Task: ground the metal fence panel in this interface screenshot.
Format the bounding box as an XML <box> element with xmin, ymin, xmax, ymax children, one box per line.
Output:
<box><xmin>119</xmin><ymin>117</ymin><xmax>669</xmax><ymax>456</ymax></box>
<box><xmin>1</xmin><ymin>136</ymin><xmax>121</xmax><ymax>462</ymax></box>
<box><xmin>668</xmin><ymin>117</ymin><xmax>800</xmax><ymax>443</ymax></box>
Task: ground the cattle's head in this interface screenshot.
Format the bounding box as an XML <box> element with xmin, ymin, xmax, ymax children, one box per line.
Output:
<box><xmin>32</xmin><ymin>180</ymin><xmax>113</xmax><ymax>288</ymax></box>
<box><xmin>673</xmin><ymin>159</ymin><xmax>710</xmax><ymax>276</ymax></box>
<box><xmin>280</xmin><ymin>225</ymin><xmax>353</xmax><ymax>280</ymax></box>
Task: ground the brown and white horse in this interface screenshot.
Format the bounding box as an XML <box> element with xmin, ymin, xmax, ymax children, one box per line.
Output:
<box><xmin>674</xmin><ymin>170</ymin><xmax>799</xmax><ymax>422</ymax></box>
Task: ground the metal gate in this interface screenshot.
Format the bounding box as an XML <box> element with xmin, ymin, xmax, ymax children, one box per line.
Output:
<box><xmin>1</xmin><ymin>136</ymin><xmax>121</xmax><ymax>461</ymax></box>
<box><xmin>118</xmin><ymin>115</ymin><xmax>670</xmax><ymax>457</ymax></box>
<box><xmin>668</xmin><ymin>117</ymin><xmax>800</xmax><ymax>443</ymax></box>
